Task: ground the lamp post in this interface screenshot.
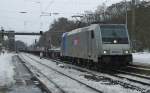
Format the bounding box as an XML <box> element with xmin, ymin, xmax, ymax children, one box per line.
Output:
<box><xmin>131</xmin><ymin>0</ymin><xmax>136</xmax><ymax>50</ymax></box>
<box><xmin>20</xmin><ymin>11</ymin><xmax>27</xmax><ymax>14</ymax></box>
<box><xmin>124</xmin><ymin>0</ymin><xmax>128</xmax><ymax>26</ymax></box>
<box><xmin>0</xmin><ymin>26</ymin><xmax>4</xmax><ymax>51</ymax></box>
<box><xmin>20</xmin><ymin>11</ymin><xmax>28</xmax><ymax>31</ymax></box>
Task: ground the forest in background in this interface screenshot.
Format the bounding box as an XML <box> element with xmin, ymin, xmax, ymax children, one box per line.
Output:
<box><xmin>37</xmin><ymin>1</ymin><xmax>150</xmax><ymax>51</ymax></box>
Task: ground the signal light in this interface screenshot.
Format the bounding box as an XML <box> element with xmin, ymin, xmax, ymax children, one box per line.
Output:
<box><xmin>40</xmin><ymin>31</ymin><xmax>43</xmax><ymax>35</ymax></box>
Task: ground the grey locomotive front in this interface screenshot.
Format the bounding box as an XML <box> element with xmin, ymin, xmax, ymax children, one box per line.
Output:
<box><xmin>97</xmin><ymin>24</ymin><xmax>132</xmax><ymax>64</ymax></box>
<box><xmin>61</xmin><ymin>24</ymin><xmax>132</xmax><ymax>65</ymax></box>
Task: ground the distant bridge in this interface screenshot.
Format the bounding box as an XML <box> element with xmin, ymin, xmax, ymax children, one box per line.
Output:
<box><xmin>14</xmin><ymin>32</ymin><xmax>42</xmax><ymax>35</ymax></box>
<box><xmin>0</xmin><ymin>30</ymin><xmax>43</xmax><ymax>51</ymax></box>
<box><xmin>3</xmin><ymin>31</ymin><xmax>43</xmax><ymax>36</ymax></box>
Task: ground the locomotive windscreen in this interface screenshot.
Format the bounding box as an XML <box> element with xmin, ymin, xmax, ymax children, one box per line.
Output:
<box><xmin>100</xmin><ymin>25</ymin><xmax>129</xmax><ymax>44</ymax></box>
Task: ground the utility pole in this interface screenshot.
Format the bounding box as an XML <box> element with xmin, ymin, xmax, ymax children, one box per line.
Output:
<box><xmin>124</xmin><ymin>0</ymin><xmax>128</xmax><ymax>26</ymax></box>
<box><xmin>132</xmin><ymin>0</ymin><xmax>136</xmax><ymax>35</ymax></box>
<box><xmin>0</xmin><ymin>27</ymin><xmax>4</xmax><ymax>51</ymax></box>
<box><xmin>132</xmin><ymin>0</ymin><xmax>136</xmax><ymax>50</ymax></box>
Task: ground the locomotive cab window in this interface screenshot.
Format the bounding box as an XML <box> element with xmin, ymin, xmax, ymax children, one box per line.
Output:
<box><xmin>91</xmin><ymin>30</ymin><xmax>94</xmax><ymax>39</ymax></box>
<box><xmin>100</xmin><ymin>25</ymin><xmax>129</xmax><ymax>44</ymax></box>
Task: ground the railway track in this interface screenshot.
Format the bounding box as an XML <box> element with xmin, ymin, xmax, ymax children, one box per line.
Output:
<box><xmin>20</xmin><ymin>54</ymin><xmax>103</xmax><ymax>93</ymax></box>
<box><xmin>107</xmin><ymin>69</ymin><xmax>150</xmax><ymax>86</ymax></box>
<box><xmin>130</xmin><ymin>64</ymin><xmax>150</xmax><ymax>70</ymax></box>
<box><xmin>48</xmin><ymin>59</ymin><xmax>150</xmax><ymax>91</ymax></box>
<box><xmin>50</xmin><ymin>58</ymin><xmax>150</xmax><ymax>87</ymax></box>
<box><xmin>21</xmin><ymin>53</ymin><xmax>150</xmax><ymax>93</ymax></box>
<box><xmin>117</xmin><ymin>65</ymin><xmax>150</xmax><ymax>76</ymax></box>
<box><xmin>109</xmin><ymin>65</ymin><xmax>150</xmax><ymax>86</ymax></box>
<box><xmin>128</xmin><ymin>65</ymin><xmax>150</xmax><ymax>71</ymax></box>
<box><xmin>112</xmin><ymin>68</ymin><xmax>150</xmax><ymax>80</ymax></box>
<box><xmin>18</xmin><ymin>55</ymin><xmax>66</xmax><ymax>93</ymax></box>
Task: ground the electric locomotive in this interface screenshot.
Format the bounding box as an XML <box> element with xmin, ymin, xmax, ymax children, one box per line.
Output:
<box><xmin>61</xmin><ymin>24</ymin><xmax>132</xmax><ymax>66</ymax></box>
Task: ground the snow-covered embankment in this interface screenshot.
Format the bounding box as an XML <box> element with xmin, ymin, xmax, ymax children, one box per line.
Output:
<box><xmin>133</xmin><ymin>52</ymin><xmax>150</xmax><ymax>65</ymax></box>
<box><xmin>0</xmin><ymin>53</ymin><xmax>15</xmax><ymax>87</ymax></box>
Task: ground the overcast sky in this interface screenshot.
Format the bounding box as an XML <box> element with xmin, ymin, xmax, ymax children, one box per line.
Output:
<box><xmin>0</xmin><ymin>0</ymin><xmax>124</xmax><ymax>45</ymax></box>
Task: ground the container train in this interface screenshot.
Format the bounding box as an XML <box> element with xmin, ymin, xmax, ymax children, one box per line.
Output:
<box><xmin>60</xmin><ymin>24</ymin><xmax>132</xmax><ymax>66</ymax></box>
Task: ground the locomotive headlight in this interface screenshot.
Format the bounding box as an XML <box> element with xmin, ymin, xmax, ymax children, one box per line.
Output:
<box><xmin>104</xmin><ymin>50</ymin><xmax>107</xmax><ymax>54</ymax></box>
<box><xmin>124</xmin><ymin>50</ymin><xmax>129</xmax><ymax>54</ymax></box>
<box><xmin>113</xmin><ymin>40</ymin><xmax>118</xmax><ymax>44</ymax></box>
<box><xmin>103</xmin><ymin>50</ymin><xmax>109</xmax><ymax>54</ymax></box>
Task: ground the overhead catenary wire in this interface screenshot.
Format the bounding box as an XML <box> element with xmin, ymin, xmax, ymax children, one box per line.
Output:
<box><xmin>44</xmin><ymin>0</ymin><xmax>55</xmax><ymax>12</ymax></box>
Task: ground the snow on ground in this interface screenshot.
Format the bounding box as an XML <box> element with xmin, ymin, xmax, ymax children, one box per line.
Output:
<box><xmin>0</xmin><ymin>53</ymin><xmax>15</xmax><ymax>87</ymax></box>
<box><xmin>21</xmin><ymin>54</ymin><xmax>97</xmax><ymax>93</ymax></box>
<box><xmin>133</xmin><ymin>52</ymin><xmax>150</xmax><ymax>65</ymax></box>
<box><xmin>20</xmin><ymin>53</ymin><xmax>144</xmax><ymax>93</ymax></box>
